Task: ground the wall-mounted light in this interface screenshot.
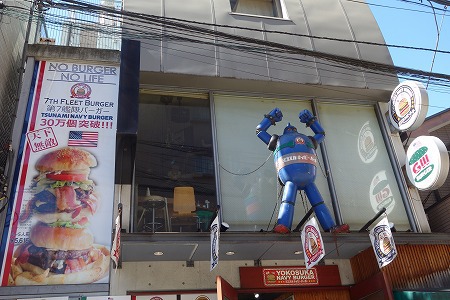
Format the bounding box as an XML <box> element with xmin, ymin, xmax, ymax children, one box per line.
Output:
<box><xmin>254</xmin><ymin>294</ymin><xmax>259</xmax><ymax>299</ymax></box>
<box><xmin>389</xmin><ymin>222</ymin><xmax>397</xmax><ymax>232</ymax></box>
<box><xmin>221</xmin><ymin>222</ymin><xmax>230</xmax><ymax>232</ymax></box>
<box><xmin>225</xmin><ymin>251</ymin><xmax>235</xmax><ymax>256</ymax></box>
<box><xmin>154</xmin><ymin>251</ymin><xmax>164</xmax><ymax>256</ymax></box>
<box><xmin>294</xmin><ymin>250</ymin><xmax>302</xmax><ymax>255</ymax></box>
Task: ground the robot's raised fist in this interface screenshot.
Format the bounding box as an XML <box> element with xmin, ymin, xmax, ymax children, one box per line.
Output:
<box><xmin>266</xmin><ymin>108</ymin><xmax>283</xmax><ymax>123</ymax></box>
<box><xmin>299</xmin><ymin>109</ymin><xmax>314</xmax><ymax>124</ymax></box>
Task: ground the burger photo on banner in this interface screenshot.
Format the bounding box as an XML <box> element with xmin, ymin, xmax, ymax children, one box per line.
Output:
<box><xmin>11</xmin><ymin>147</ymin><xmax>110</xmax><ymax>285</ymax></box>
<box><xmin>0</xmin><ymin>60</ymin><xmax>119</xmax><ymax>287</ymax></box>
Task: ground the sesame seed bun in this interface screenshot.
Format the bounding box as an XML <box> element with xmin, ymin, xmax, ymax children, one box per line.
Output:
<box><xmin>30</xmin><ymin>222</ymin><xmax>94</xmax><ymax>251</ymax></box>
<box><xmin>35</xmin><ymin>147</ymin><xmax>97</xmax><ymax>173</ymax></box>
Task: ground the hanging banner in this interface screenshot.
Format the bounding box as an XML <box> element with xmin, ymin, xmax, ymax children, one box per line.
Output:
<box><xmin>369</xmin><ymin>217</ymin><xmax>397</xmax><ymax>268</ymax></box>
<box><xmin>0</xmin><ymin>60</ymin><xmax>120</xmax><ymax>286</ymax></box>
<box><xmin>111</xmin><ymin>214</ymin><xmax>121</xmax><ymax>270</ymax></box>
<box><xmin>301</xmin><ymin>217</ymin><xmax>325</xmax><ymax>269</ymax></box>
<box><xmin>210</xmin><ymin>215</ymin><xmax>220</xmax><ymax>271</ymax></box>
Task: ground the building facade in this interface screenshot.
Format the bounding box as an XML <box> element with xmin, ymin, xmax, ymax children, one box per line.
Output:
<box><xmin>0</xmin><ymin>0</ymin><xmax>449</xmax><ymax>299</ymax></box>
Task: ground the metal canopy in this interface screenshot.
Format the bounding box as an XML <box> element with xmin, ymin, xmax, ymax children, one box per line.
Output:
<box><xmin>121</xmin><ymin>232</ymin><xmax>450</xmax><ymax>262</ymax></box>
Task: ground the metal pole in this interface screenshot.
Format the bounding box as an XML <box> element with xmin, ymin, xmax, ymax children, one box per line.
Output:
<box><xmin>311</xmin><ymin>100</ymin><xmax>344</xmax><ymax>225</ymax></box>
<box><xmin>292</xmin><ymin>207</ymin><xmax>314</xmax><ymax>232</ymax></box>
<box><xmin>375</xmin><ymin>104</ymin><xmax>418</xmax><ymax>232</ymax></box>
<box><xmin>359</xmin><ymin>207</ymin><xmax>386</xmax><ymax>232</ymax></box>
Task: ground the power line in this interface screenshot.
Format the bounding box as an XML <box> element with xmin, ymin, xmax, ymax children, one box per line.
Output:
<box><xmin>40</xmin><ymin>0</ymin><xmax>450</xmax><ymax>82</ymax></box>
<box><xmin>362</xmin><ymin>0</ymin><xmax>448</xmax><ymax>12</ymax></box>
<box><xmin>4</xmin><ymin>0</ymin><xmax>450</xmax><ymax>96</ymax></box>
<box><xmin>46</xmin><ymin>0</ymin><xmax>450</xmax><ymax>55</ymax></box>
<box><xmin>426</xmin><ymin>1</ymin><xmax>447</xmax><ymax>88</ymax></box>
<box><xmin>427</xmin><ymin>0</ymin><xmax>450</xmax><ymax>6</ymax></box>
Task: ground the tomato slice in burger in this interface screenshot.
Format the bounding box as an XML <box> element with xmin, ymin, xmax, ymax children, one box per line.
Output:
<box><xmin>46</xmin><ymin>173</ymin><xmax>87</xmax><ymax>182</ymax></box>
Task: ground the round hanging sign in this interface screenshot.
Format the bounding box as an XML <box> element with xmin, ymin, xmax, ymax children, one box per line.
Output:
<box><xmin>388</xmin><ymin>80</ymin><xmax>428</xmax><ymax>132</ymax></box>
<box><xmin>406</xmin><ymin>136</ymin><xmax>449</xmax><ymax>191</ymax></box>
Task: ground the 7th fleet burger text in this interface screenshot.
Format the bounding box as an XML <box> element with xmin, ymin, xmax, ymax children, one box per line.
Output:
<box><xmin>43</xmin><ymin>97</ymin><xmax>114</xmax><ymax>107</ymax></box>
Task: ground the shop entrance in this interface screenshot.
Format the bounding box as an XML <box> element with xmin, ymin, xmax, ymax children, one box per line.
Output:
<box><xmin>217</xmin><ymin>276</ymin><xmax>289</xmax><ymax>300</ymax></box>
<box><xmin>217</xmin><ymin>276</ymin><xmax>238</xmax><ymax>300</ymax></box>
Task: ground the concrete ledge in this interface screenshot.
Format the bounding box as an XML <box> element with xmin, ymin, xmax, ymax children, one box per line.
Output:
<box><xmin>27</xmin><ymin>44</ymin><xmax>120</xmax><ymax>63</ymax></box>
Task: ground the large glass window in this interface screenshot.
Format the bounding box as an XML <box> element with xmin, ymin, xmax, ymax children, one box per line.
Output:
<box><xmin>214</xmin><ymin>95</ymin><xmax>332</xmax><ymax>231</ymax></box>
<box><xmin>133</xmin><ymin>92</ymin><xmax>216</xmax><ymax>233</ymax></box>
<box><xmin>214</xmin><ymin>96</ymin><xmax>411</xmax><ymax>232</ymax></box>
<box><xmin>317</xmin><ymin>103</ymin><xmax>411</xmax><ymax>231</ymax></box>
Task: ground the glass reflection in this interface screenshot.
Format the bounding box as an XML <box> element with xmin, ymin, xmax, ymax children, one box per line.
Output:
<box><xmin>134</xmin><ymin>94</ymin><xmax>217</xmax><ymax>233</ymax></box>
<box><xmin>358</xmin><ymin>121</ymin><xmax>378</xmax><ymax>163</ymax></box>
<box><xmin>369</xmin><ymin>170</ymin><xmax>395</xmax><ymax>214</ymax></box>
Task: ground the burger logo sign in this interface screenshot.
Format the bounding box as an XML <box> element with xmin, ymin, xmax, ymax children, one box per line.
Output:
<box><xmin>388</xmin><ymin>81</ymin><xmax>428</xmax><ymax>132</ymax></box>
<box><xmin>406</xmin><ymin>136</ymin><xmax>449</xmax><ymax>191</ymax></box>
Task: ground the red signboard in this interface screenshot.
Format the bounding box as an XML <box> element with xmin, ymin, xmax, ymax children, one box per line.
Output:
<box><xmin>262</xmin><ymin>267</ymin><xmax>318</xmax><ymax>286</ymax></box>
<box><xmin>240</xmin><ymin>266</ymin><xmax>341</xmax><ymax>288</ymax></box>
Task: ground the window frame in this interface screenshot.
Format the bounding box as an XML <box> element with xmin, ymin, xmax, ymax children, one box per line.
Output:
<box><xmin>229</xmin><ymin>0</ymin><xmax>289</xmax><ymax>20</ymax></box>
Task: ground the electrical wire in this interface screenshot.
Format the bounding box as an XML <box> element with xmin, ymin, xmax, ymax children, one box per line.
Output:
<box><xmin>219</xmin><ymin>153</ymin><xmax>272</xmax><ymax>176</ymax></box>
<box><xmin>360</xmin><ymin>0</ymin><xmax>448</xmax><ymax>13</ymax></box>
<box><xmin>426</xmin><ymin>2</ymin><xmax>447</xmax><ymax>88</ymax></box>
<box><xmin>34</xmin><ymin>1</ymin><xmax>450</xmax><ymax>109</ymax></box>
<box><xmin>50</xmin><ymin>0</ymin><xmax>450</xmax><ymax>82</ymax></box>
<box><xmin>51</xmin><ymin>0</ymin><xmax>450</xmax><ymax>58</ymax></box>
<box><xmin>2</xmin><ymin>0</ymin><xmax>450</xmax><ymax>109</ymax></box>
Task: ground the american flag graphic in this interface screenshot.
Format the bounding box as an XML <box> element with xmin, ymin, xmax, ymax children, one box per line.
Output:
<box><xmin>68</xmin><ymin>131</ymin><xmax>98</xmax><ymax>147</ymax></box>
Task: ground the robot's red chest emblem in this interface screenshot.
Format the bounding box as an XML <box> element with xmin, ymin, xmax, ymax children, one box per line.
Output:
<box><xmin>295</xmin><ymin>137</ymin><xmax>305</xmax><ymax>144</ymax></box>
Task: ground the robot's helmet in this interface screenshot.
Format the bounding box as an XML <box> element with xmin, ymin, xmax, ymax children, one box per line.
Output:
<box><xmin>283</xmin><ymin>123</ymin><xmax>297</xmax><ymax>134</ymax></box>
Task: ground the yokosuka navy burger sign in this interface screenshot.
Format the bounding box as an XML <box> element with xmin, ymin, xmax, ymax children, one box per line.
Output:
<box><xmin>388</xmin><ymin>80</ymin><xmax>428</xmax><ymax>132</ymax></box>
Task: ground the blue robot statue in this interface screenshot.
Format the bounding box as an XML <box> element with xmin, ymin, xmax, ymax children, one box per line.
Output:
<box><xmin>256</xmin><ymin>108</ymin><xmax>349</xmax><ymax>234</ymax></box>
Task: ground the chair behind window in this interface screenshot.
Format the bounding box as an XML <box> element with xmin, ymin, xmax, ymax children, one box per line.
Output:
<box><xmin>173</xmin><ymin>187</ymin><xmax>196</xmax><ymax>214</ymax></box>
<box><xmin>171</xmin><ymin>186</ymin><xmax>198</xmax><ymax>231</ymax></box>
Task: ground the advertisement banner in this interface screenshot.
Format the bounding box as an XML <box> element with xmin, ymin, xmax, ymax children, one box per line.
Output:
<box><xmin>301</xmin><ymin>217</ymin><xmax>325</xmax><ymax>269</ymax></box>
<box><xmin>210</xmin><ymin>215</ymin><xmax>219</xmax><ymax>271</ymax></box>
<box><xmin>111</xmin><ymin>214</ymin><xmax>121</xmax><ymax>270</ymax></box>
<box><xmin>369</xmin><ymin>216</ymin><xmax>397</xmax><ymax>268</ymax></box>
<box><xmin>0</xmin><ymin>60</ymin><xmax>120</xmax><ymax>286</ymax></box>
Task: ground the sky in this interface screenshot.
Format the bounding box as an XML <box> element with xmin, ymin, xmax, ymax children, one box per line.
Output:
<box><xmin>369</xmin><ymin>0</ymin><xmax>450</xmax><ymax>117</ymax></box>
